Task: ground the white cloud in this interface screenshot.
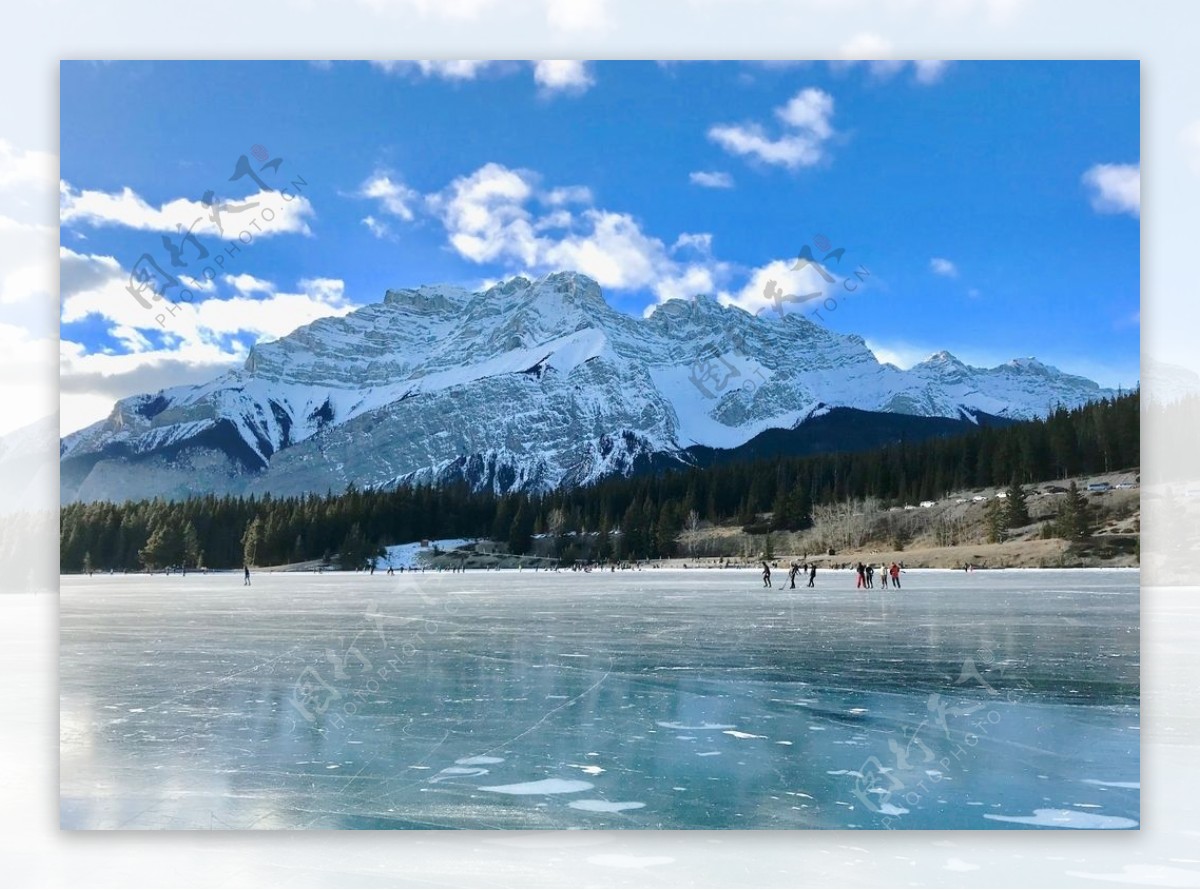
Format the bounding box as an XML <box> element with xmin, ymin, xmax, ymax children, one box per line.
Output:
<box><xmin>832</xmin><ymin>38</ymin><xmax>951</xmax><ymax>84</ymax></box>
<box><xmin>355</xmin><ymin>0</ymin><xmax>607</xmax><ymax>32</ymax></box>
<box><xmin>223</xmin><ymin>273</ymin><xmax>274</xmax><ymax>294</ymax></box>
<box><xmin>0</xmin><ymin>322</ymin><xmax>56</xmax><ymax>436</ymax></box>
<box><xmin>541</xmin><ymin>185</ymin><xmax>593</xmax><ymax>206</ymax></box>
<box><xmin>357</xmin><ymin>170</ymin><xmax>420</xmax><ymax>222</ymax></box>
<box><xmin>672</xmin><ymin>232</ymin><xmax>714</xmax><ymax>254</ymax></box>
<box><xmin>361</xmin><ymin>215</ymin><xmax>392</xmax><ymax>239</ymax></box>
<box><xmin>0</xmin><ymin>138</ymin><xmax>56</xmax><ymax>192</ymax></box>
<box><xmin>1082</xmin><ymin>163</ymin><xmax>1140</xmax><ymax>217</ymax></box>
<box><xmin>0</xmin><ymin>140</ymin><xmax>57</xmax><ymax>305</ymax></box>
<box><xmin>651</xmin><ymin>264</ymin><xmax>719</xmax><ymax>307</ymax></box>
<box><xmin>0</xmin><ymin>216</ymin><xmax>53</xmax><ymax>305</ymax></box>
<box><xmin>930</xmin><ymin>257</ymin><xmax>958</xmax><ymax>277</ymax></box>
<box><xmin>59</xmin><ymin>181</ymin><xmax>315</xmax><ymax>236</ymax></box>
<box><xmin>836</xmin><ymin>35</ymin><xmax>906</xmax><ymax>79</ymax></box>
<box><xmin>717</xmin><ymin>256</ymin><xmax>846</xmax><ymax>317</ymax></box>
<box><xmin>370</xmin><ymin>59</ymin><xmax>500</xmax><ymax>80</ymax></box>
<box><xmin>371</xmin><ymin>59</ymin><xmax>597</xmax><ymax>94</ymax></box>
<box><xmin>416</xmin><ymin>59</ymin><xmax>493</xmax><ymax>79</ymax></box>
<box><xmin>427</xmin><ymin>162</ymin><xmax>728</xmax><ymax>304</ymax></box>
<box><xmin>708</xmin><ymin>87</ymin><xmax>836</xmax><ymax>170</ymax></box>
<box><xmin>689</xmin><ymin>170</ymin><xmax>734</xmax><ymax>189</ymax></box>
<box><xmin>427</xmin><ymin>163</ymin><xmax>539</xmax><ymax>265</ymax></box>
<box><xmin>59</xmin><ymin>247</ymin><xmax>358</xmax><ymax>433</ymax></box>
<box><xmin>913</xmin><ymin>60</ymin><xmax>951</xmax><ymax>84</ymax></box>
<box><xmin>533</xmin><ymin>60</ymin><xmax>595</xmax><ymax>94</ymax></box>
<box><xmin>542</xmin><ymin>210</ymin><xmax>670</xmax><ymax>291</ymax></box>
<box><xmin>544</xmin><ymin>0</ymin><xmax>607</xmax><ymax>32</ymax></box>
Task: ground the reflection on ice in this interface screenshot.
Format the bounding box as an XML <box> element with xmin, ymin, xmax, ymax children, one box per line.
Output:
<box><xmin>60</xmin><ymin>568</ymin><xmax>1139</xmax><ymax>829</ymax></box>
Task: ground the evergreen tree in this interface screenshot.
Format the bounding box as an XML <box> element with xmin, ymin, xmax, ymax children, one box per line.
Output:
<box><xmin>619</xmin><ymin>500</ymin><xmax>646</xmax><ymax>560</ymax></box>
<box><xmin>1055</xmin><ymin>481</ymin><xmax>1093</xmax><ymax>540</ymax></box>
<box><xmin>182</xmin><ymin>521</ymin><xmax>201</xmax><ymax>568</ymax></box>
<box><xmin>1004</xmin><ymin>475</ymin><xmax>1030</xmax><ymax>528</ymax></box>
<box><xmin>242</xmin><ymin>517</ymin><xmax>262</xmax><ymax>567</ymax></box>
<box><xmin>338</xmin><ymin>522</ymin><xmax>370</xmax><ymax>570</ymax></box>
<box><xmin>596</xmin><ymin>523</ymin><xmax>613</xmax><ymax>561</ymax></box>
<box><xmin>654</xmin><ymin>503</ymin><xmax>682</xmax><ymax>558</ymax></box>
<box><xmin>508</xmin><ymin>501</ymin><xmax>534</xmax><ymax>555</ymax></box>
<box><xmin>140</xmin><ymin>519</ymin><xmax>184</xmax><ymax>569</ymax></box>
<box><xmin>771</xmin><ymin>484</ymin><xmax>813</xmax><ymax>531</ymax></box>
<box><xmin>984</xmin><ymin>498</ymin><xmax>1005</xmax><ymax>544</ymax></box>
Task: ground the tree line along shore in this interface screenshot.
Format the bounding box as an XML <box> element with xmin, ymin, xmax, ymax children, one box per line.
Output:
<box><xmin>59</xmin><ymin>393</ymin><xmax>1138</xmax><ymax>573</ymax></box>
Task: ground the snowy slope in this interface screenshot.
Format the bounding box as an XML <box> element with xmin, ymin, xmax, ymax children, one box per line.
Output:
<box><xmin>61</xmin><ymin>272</ymin><xmax>1121</xmax><ymax>503</ymax></box>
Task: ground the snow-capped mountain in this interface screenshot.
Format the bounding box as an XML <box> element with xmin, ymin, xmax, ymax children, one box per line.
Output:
<box><xmin>61</xmin><ymin>272</ymin><xmax>1119</xmax><ymax>503</ymax></box>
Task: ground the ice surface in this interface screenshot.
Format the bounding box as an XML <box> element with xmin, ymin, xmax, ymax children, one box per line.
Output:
<box><xmin>59</xmin><ymin>568</ymin><xmax>1139</xmax><ymax>829</ymax></box>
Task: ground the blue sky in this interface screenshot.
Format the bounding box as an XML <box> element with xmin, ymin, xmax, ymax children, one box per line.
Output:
<box><xmin>59</xmin><ymin>60</ymin><xmax>1140</xmax><ymax>433</ymax></box>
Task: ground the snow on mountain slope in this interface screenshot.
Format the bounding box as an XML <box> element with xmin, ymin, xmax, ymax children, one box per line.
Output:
<box><xmin>60</xmin><ymin>272</ymin><xmax>1120</xmax><ymax>503</ymax></box>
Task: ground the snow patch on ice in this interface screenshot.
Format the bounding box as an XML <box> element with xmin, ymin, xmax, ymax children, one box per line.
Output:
<box><xmin>569</xmin><ymin>800</ymin><xmax>646</xmax><ymax>813</ymax></box>
<box><xmin>1081</xmin><ymin>779</ymin><xmax>1140</xmax><ymax>789</ymax></box>
<box><xmin>983</xmin><ymin>808</ymin><xmax>1138</xmax><ymax>829</ymax></box>
<box><xmin>656</xmin><ymin>721</ymin><xmax>736</xmax><ymax>731</ymax></box>
<box><xmin>479</xmin><ymin>778</ymin><xmax>593</xmax><ymax>795</ymax></box>
<box><xmin>431</xmin><ymin>766</ymin><xmax>489</xmax><ymax>783</ymax></box>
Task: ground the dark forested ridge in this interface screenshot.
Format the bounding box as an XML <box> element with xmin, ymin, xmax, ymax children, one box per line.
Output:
<box><xmin>60</xmin><ymin>392</ymin><xmax>1138</xmax><ymax>572</ymax></box>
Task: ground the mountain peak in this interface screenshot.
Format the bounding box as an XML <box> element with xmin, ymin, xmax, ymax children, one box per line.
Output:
<box><xmin>61</xmin><ymin>274</ymin><xmax>1121</xmax><ymax>503</ymax></box>
<box><xmin>481</xmin><ymin>271</ymin><xmax>610</xmax><ymax>313</ymax></box>
<box><xmin>383</xmin><ymin>283</ymin><xmax>471</xmax><ymax>312</ymax></box>
<box><xmin>1005</xmin><ymin>356</ymin><xmax>1050</xmax><ymax>372</ymax></box>
<box><xmin>926</xmin><ymin>350</ymin><xmax>965</xmax><ymax>365</ymax></box>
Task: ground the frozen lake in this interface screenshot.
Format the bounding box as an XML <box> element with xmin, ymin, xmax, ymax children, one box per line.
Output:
<box><xmin>60</xmin><ymin>568</ymin><xmax>1139</xmax><ymax>830</ymax></box>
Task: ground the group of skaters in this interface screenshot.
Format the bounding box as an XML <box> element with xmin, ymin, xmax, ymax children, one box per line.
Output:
<box><xmin>760</xmin><ymin>559</ymin><xmax>905</xmax><ymax>589</ymax></box>
<box><xmin>762</xmin><ymin>561</ymin><xmax>818</xmax><ymax>588</ymax></box>
<box><xmin>855</xmin><ymin>561</ymin><xmax>903</xmax><ymax>589</ymax></box>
